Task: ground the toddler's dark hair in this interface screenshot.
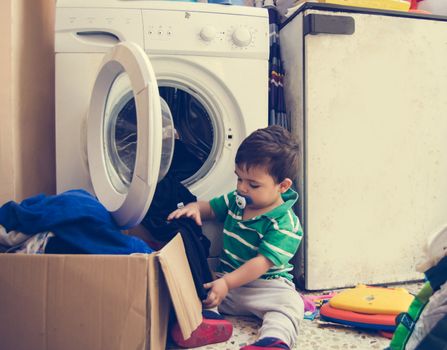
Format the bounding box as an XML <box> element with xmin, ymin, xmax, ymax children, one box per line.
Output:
<box><xmin>235</xmin><ymin>125</ymin><xmax>299</xmax><ymax>183</ymax></box>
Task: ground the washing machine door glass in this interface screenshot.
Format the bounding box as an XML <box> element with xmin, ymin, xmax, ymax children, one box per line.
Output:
<box><xmin>103</xmin><ymin>89</ymin><xmax>174</xmax><ymax>187</ymax></box>
<box><xmin>159</xmin><ymin>86</ymin><xmax>214</xmax><ymax>185</ymax></box>
<box><xmin>87</xmin><ymin>41</ymin><xmax>172</xmax><ymax>229</ymax></box>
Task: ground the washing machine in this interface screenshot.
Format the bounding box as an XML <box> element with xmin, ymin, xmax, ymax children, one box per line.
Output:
<box><xmin>55</xmin><ymin>0</ymin><xmax>269</xmax><ymax>240</ymax></box>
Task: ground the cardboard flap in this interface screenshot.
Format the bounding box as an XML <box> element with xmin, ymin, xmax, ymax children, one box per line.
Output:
<box><xmin>147</xmin><ymin>250</ymin><xmax>170</xmax><ymax>350</ymax></box>
<box><xmin>157</xmin><ymin>234</ymin><xmax>202</xmax><ymax>339</ymax></box>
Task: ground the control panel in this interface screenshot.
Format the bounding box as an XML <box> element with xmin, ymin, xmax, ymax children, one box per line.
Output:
<box><xmin>55</xmin><ymin>6</ymin><xmax>269</xmax><ymax>58</ymax></box>
<box><xmin>142</xmin><ymin>10</ymin><xmax>269</xmax><ymax>59</ymax></box>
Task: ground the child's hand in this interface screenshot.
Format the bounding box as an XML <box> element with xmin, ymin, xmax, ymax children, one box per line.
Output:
<box><xmin>202</xmin><ymin>277</ymin><xmax>229</xmax><ymax>308</ymax></box>
<box><xmin>167</xmin><ymin>202</ymin><xmax>203</xmax><ymax>226</ymax></box>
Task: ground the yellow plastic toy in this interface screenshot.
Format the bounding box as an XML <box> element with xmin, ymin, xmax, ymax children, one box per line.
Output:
<box><xmin>329</xmin><ymin>284</ymin><xmax>414</xmax><ymax>315</ymax></box>
<box><xmin>316</xmin><ymin>0</ymin><xmax>411</xmax><ymax>12</ymax></box>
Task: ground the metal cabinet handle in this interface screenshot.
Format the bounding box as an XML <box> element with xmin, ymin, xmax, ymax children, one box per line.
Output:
<box><xmin>304</xmin><ymin>14</ymin><xmax>355</xmax><ymax>35</ymax></box>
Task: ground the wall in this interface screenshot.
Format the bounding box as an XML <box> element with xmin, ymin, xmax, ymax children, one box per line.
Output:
<box><xmin>418</xmin><ymin>0</ymin><xmax>447</xmax><ymax>15</ymax></box>
<box><xmin>0</xmin><ymin>1</ymin><xmax>14</xmax><ymax>203</ymax></box>
<box><xmin>0</xmin><ymin>0</ymin><xmax>55</xmax><ymax>204</ymax></box>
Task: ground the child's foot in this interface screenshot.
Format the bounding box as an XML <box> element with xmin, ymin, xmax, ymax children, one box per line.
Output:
<box><xmin>202</xmin><ymin>309</ymin><xmax>224</xmax><ymax>320</ymax></box>
<box><xmin>240</xmin><ymin>337</ymin><xmax>290</xmax><ymax>349</ymax></box>
<box><xmin>170</xmin><ymin>314</ymin><xmax>233</xmax><ymax>348</ymax></box>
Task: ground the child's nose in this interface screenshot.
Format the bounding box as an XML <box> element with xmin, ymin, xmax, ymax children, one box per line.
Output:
<box><xmin>238</xmin><ymin>183</ymin><xmax>248</xmax><ymax>194</ymax></box>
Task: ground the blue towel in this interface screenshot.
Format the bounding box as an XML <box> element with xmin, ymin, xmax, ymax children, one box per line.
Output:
<box><xmin>0</xmin><ymin>189</ymin><xmax>153</xmax><ymax>255</ymax></box>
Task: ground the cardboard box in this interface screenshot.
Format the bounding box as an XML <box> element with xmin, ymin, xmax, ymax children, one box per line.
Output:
<box><xmin>0</xmin><ymin>234</ymin><xmax>202</xmax><ymax>350</ymax></box>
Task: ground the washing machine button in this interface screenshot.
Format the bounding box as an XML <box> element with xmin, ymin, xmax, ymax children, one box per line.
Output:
<box><xmin>232</xmin><ymin>27</ymin><xmax>252</xmax><ymax>47</ymax></box>
<box><xmin>200</xmin><ymin>26</ymin><xmax>217</xmax><ymax>42</ymax></box>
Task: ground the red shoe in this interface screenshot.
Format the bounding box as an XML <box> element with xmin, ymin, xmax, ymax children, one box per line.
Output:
<box><xmin>240</xmin><ymin>337</ymin><xmax>290</xmax><ymax>350</ymax></box>
<box><xmin>171</xmin><ymin>317</ymin><xmax>233</xmax><ymax>348</ymax></box>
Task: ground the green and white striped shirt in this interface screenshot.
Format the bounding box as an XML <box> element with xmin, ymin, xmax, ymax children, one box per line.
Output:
<box><xmin>209</xmin><ymin>188</ymin><xmax>303</xmax><ymax>281</ymax></box>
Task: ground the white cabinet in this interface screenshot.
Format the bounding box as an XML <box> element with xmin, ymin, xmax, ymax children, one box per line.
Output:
<box><xmin>281</xmin><ymin>3</ymin><xmax>447</xmax><ymax>289</ymax></box>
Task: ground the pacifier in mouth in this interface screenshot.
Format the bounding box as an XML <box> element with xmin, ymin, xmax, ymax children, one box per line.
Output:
<box><xmin>235</xmin><ymin>192</ymin><xmax>253</xmax><ymax>209</ymax></box>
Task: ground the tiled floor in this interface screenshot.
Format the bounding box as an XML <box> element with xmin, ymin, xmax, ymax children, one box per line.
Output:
<box><xmin>168</xmin><ymin>282</ymin><xmax>423</xmax><ymax>350</ymax></box>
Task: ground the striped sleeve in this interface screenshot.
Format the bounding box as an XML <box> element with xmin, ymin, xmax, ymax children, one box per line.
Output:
<box><xmin>258</xmin><ymin>209</ymin><xmax>303</xmax><ymax>267</ymax></box>
<box><xmin>209</xmin><ymin>191</ymin><xmax>235</xmax><ymax>222</ymax></box>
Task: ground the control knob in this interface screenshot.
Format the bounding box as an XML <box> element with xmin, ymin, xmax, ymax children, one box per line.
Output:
<box><xmin>232</xmin><ymin>28</ymin><xmax>252</xmax><ymax>47</ymax></box>
<box><xmin>199</xmin><ymin>26</ymin><xmax>216</xmax><ymax>42</ymax></box>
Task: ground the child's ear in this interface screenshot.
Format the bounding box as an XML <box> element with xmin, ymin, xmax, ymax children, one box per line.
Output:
<box><xmin>279</xmin><ymin>178</ymin><xmax>292</xmax><ymax>193</ymax></box>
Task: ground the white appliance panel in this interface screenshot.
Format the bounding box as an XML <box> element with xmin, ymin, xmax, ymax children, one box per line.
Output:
<box><xmin>55</xmin><ymin>8</ymin><xmax>144</xmax><ymax>52</ymax></box>
<box><xmin>281</xmin><ymin>6</ymin><xmax>447</xmax><ymax>289</ymax></box>
<box><xmin>56</xmin><ymin>53</ymin><xmax>103</xmax><ymax>194</ymax></box>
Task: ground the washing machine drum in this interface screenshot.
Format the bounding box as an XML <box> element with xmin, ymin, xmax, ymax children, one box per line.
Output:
<box><xmin>158</xmin><ymin>86</ymin><xmax>214</xmax><ymax>184</ymax></box>
<box><xmin>107</xmin><ymin>87</ymin><xmax>214</xmax><ymax>187</ymax></box>
<box><xmin>109</xmin><ymin>94</ymin><xmax>175</xmax><ymax>186</ymax></box>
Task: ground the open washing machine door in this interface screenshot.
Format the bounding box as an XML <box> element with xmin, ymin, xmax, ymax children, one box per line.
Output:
<box><xmin>87</xmin><ymin>41</ymin><xmax>174</xmax><ymax>229</ymax></box>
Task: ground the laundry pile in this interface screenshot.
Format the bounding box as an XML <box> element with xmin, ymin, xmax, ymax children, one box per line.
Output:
<box><xmin>0</xmin><ymin>189</ymin><xmax>152</xmax><ymax>255</ymax></box>
<box><xmin>0</xmin><ymin>175</ymin><xmax>213</xmax><ymax>304</ymax></box>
